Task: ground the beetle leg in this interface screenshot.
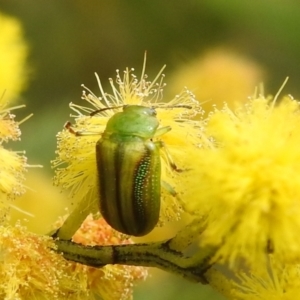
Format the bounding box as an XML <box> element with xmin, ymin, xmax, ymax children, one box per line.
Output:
<box><xmin>161</xmin><ymin>180</ymin><xmax>177</xmax><ymax>197</ymax></box>
<box><xmin>153</xmin><ymin>125</ymin><xmax>184</xmax><ymax>171</ymax></box>
<box><xmin>153</xmin><ymin>125</ymin><xmax>171</xmax><ymax>138</ymax></box>
<box><xmin>64</xmin><ymin>121</ymin><xmax>78</xmax><ymax>135</ymax></box>
<box><xmin>156</xmin><ymin>140</ymin><xmax>184</xmax><ymax>172</ymax></box>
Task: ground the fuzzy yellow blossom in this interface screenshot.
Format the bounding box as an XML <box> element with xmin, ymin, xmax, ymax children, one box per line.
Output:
<box><xmin>0</xmin><ymin>12</ymin><xmax>28</xmax><ymax>102</ymax></box>
<box><xmin>9</xmin><ymin>169</ymin><xmax>70</xmax><ymax>234</ymax></box>
<box><xmin>0</xmin><ymin>224</ymin><xmax>86</xmax><ymax>300</ymax></box>
<box><xmin>0</xmin><ymin>12</ymin><xmax>29</xmax><ymax>214</ymax></box>
<box><xmin>168</xmin><ymin>48</ymin><xmax>264</xmax><ymax>112</ymax></box>
<box><xmin>185</xmin><ymin>94</ymin><xmax>300</xmax><ymax>266</ymax></box>
<box><xmin>206</xmin><ymin>257</ymin><xmax>300</xmax><ymax>300</ymax></box>
<box><xmin>53</xmin><ymin>56</ymin><xmax>203</xmax><ymax>238</ymax></box>
<box><xmin>0</xmin><ymin>218</ymin><xmax>147</xmax><ymax>300</ymax></box>
<box><xmin>0</xmin><ymin>104</ymin><xmax>27</xmax><ymax>223</ymax></box>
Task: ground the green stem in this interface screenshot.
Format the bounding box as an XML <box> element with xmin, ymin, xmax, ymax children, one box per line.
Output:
<box><xmin>55</xmin><ymin>239</ymin><xmax>212</xmax><ymax>284</ymax></box>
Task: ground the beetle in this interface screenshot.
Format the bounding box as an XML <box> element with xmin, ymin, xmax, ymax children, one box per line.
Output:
<box><xmin>65</xmin><ymin>104</ymin><xmax>188</xmax><ymax>236</ymax></box>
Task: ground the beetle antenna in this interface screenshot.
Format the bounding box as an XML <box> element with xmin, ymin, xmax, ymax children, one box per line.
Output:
<box><xmin>90</xmin><ymin>106</ymin><xmax>124</xmax><ymax>116</ymax></box>
<box><xmin>64</xmin><ymin>121</ymin><xmax>102</xmax><ymax>136</ymax></box>
<box><xmin>90</xmin><ymin>104</ymin><xmax>192</xmax><ymax>117</ymax></box>
<box><xmin>153</xmin><ymin>105</ymin><xmax>192</xmax><ymax>110</ymax></box>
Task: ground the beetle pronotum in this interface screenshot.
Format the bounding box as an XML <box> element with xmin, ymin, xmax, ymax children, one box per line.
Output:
<box><xmin>65</xmin><ymin>104</ymin><xmax>189</xmax><ymax>236</ymax></box>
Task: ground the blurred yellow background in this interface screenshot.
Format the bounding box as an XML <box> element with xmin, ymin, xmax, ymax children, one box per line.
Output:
<box><xmin>2</xmin><ymin>1</ymin><xmax>300</xmax><ymax>299</ymax></box>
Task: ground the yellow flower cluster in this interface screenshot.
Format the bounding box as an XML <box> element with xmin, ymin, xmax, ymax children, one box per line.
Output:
<box><xmin>0</xmin><ymin>12</ymin><xmax>28</xmax><ymax>103</ymax></box>
<box><xmin>0</xmin><ymin>100</ymin><xmax>27</xmax><ymax>222</ymax></box>
<box><xmin>0</xmin><ymin>218</ymin><xmax>147</xmax><ymax>300</ymax></box>
<box><xmin>206</xmin><ymin>257</ymin><xmax>300</xmax><ymax>300</ymax></box>
<box><xmin>0</xmin><ymin>11</ymin><xmax>29</xmax><ymax>222</ymax></box>
<box><xmin>168</xmin><ymin>48</ymin><xmax>264</xmax><ymax>111</ymax></box>
<box><xmin>185</xmin><ymin>95</ymin><xmax>300</xmax><ymax>266</ymax></box>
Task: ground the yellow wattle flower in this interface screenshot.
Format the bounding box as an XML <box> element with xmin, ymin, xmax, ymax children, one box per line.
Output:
<box><xmin>168</xmin><ymin>47</ymin><xmax>264</xmax><ymax>112</ymax></box>
<box><xmin>185</xmin><ymin>94</ymin><xmax>300</xmax><ymax>266</ymax></box>
<box><xmin>206</xmin><ymin>257</ymin><xmax>300</xmax><ymax>300</ymax></box>
<box><xmin>0</xmin><ymin>11</ymin><xmax>29</xmax><ymax>221</ymax></box>
<box><xmin>53</xmin><ymin>56</ymin><xmax>203</xmax><ymax>238</ymax></box>
<box><xmin>0</xmin><ymin>104</ymin><xmax>27</xmax><ymax>223</ymax></box>
<box><xmin>0</xmin><ymin>12</ymin><xmax>28</xmax><ymax>103</ymax></box>
<box><xmin>0</xmin><ymin>218</ymin><xmax>147</xmax><ymax>300</ymax></box>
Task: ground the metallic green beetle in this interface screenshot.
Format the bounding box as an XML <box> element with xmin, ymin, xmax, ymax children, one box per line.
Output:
<box><xmin>65</xmin><ymin>104</ymin><xmax>187</xmax><ymax>236</ymax></box>
<box><xmin>96</xmin><ymin>105</ymin><xmax>171</xmax><ymax>236</ymax></box>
